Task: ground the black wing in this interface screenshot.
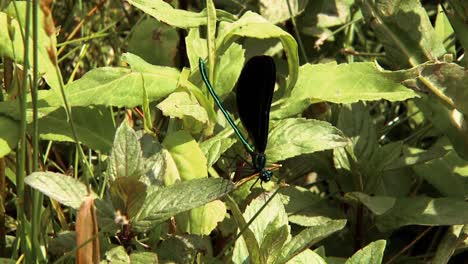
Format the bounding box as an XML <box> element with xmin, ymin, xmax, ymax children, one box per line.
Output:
<box><xmin>236</xmin><ymin>56</ymin><xmax>276</xmax><ymax>153</ymax></box>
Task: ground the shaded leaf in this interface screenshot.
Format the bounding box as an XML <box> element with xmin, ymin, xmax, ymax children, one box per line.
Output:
<box><xmin>109</xmin><ymin>177</ymin><xmax>147</xmax><ymax>219</ymax></box>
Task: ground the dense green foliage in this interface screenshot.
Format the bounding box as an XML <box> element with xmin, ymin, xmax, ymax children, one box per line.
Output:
<box><xmin>0</xmin><ymin>0</ymin><xmax>467</xmax><ymax>263</ymax></box>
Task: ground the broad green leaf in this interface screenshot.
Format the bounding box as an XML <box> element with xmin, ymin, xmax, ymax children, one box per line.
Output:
<box><xmin>162</xmin><ymin>130</ymin><xmax>207</xmax><ymax>182</ymax></box>
<box><xmin>345</xmin><ymin>240</ymin><xmax>386</xmax><ymax>264</ymax></box>
<box><xmin>376</xmin><ymin>197</ymin><xmax>468</xmax><ymax>232</ymax></box>
<box><xmin>126</xmin><ymin>0</ymin><xmax>236</xmax><ymax>29</ymax></box>
<box><xmin>0</xmin><ymin>116</ymin><xmax>18</xmax><ymax>158</ymax></box>
<box><xmin>157</xmin><ymin>91</ymin><xmax>209</xmax><ymax>129</ymax></box>
<box><xmin>346</xmin><ymin>192</ymin><xmax>395</xmax><ymax>215</ymax></box>
<box><xmin>200</xmin><ymin>126</ymin><xmax>236</xmax><ymax>167</ymax></box>
<box><xmin>266</xmin><ymin>118</ymin><xmax>348</xmax><ymax>163</ymax></box>
<box><xmin>216</xmin><ymin>11</ymin><xmax>299</xmax><ymax>93</ymax></box>
<box><xmin>287</xmin><ymin>249</ymin><xmax>327</xmax><ymax>264</ymax></box>
<box><xmin>259</xmin><ymin>0</ymin><xmax>308</xmax><ymax>24</ymax></box>
<box><xmin>233</xmin><ymin>192</ymin><xmax>289</xmax><ymax>264</ymax></box>
<box><xmin>359</xmin><ymin>0</ymin><xmax>446</xmax><ymax>68</ymax></box>
<box><xmin>127</xmin><ymin>17</ymin><xmax>179</xmax><ymax>66</ymax></box>
<box><xmin>1</xmin><ymin>3</ymin><xmax>60</xmax><ymax>90</ymax></box>
<box><xmin>177</xmin><ymin>200</ymin><xmax>226</xmax><ymax>235</ymax></box>
<box><xmin>25</xmin><ymin>172</ymin><xmax>97</xmax><ymax>209</ymax></box>
<box><xmin>274</xmin><ymin>62</ymin><xmax>417</xmax><ymax>118</ymax></box>
<box><xmin>132</xmin><ymin>177</ymin><xmax>234</xmax><ymax>231</ymax></box>
<box><xmin>53</xmin><ymin>54</ymin><xmax>178</xmax><ymax>108</ymax></box>
<box><xmin>109</xmin><ymin>177</ymin><xmax>147</xmax><ymax>219</ymax></box>
<box><xmin>108</xmin><ymin>121</ymin><xmax>144</xmax><ymax>181</ymax></box>
<box><xmin>37</xmin><ymin>106</ymin><xmax>115</xmax><ymax>153</ymax></box>
<box><xmin>276</xmin><ymin>219</ymin><xmax>347</xmax><ymax>264</ymax></box>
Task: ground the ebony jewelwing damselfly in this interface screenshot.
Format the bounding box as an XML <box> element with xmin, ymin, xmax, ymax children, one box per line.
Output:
<box><xmin>199</xmin><ymin>56</ymin><xmax>279</xmax><ymax>186</ymax></box>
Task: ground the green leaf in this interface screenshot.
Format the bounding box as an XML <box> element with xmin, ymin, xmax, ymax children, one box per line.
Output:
<box><xmin>443</xmin><ymin>1</ymin><xmax>468</xmax><ymax>66</ymax></box>
<box><xmin>216</xmin><ymin>11</ymin><xmax>299</xmax><ymax>93</ymax></box>
<box><xmin>140</xmin><ymin>134</ymin><xmax>166</xmax><ymax>186</ymax></box>
<box><xmin>259</xmin><ymin>0</ymin><xmax>308</xmax><ymax>24</ymax></box>
<box><xmin>359</xmin><ymin>0</ymin><xmax>446</xmax><ymax>68</ymax></box>
<box><xmin>25</xmin><ymin>172</ymin><xmax>97</xmax><ymax>209</ymax></box>
<box><xmin>156</xmin><ymin>91</ymin><xmax>209</xmax><ymax>128</ymax></box>
<box><xmin>266</xmin><ymin>118</ymin><xmax>348</xmax><ymax>163</ymax></box>
<box><xmin>345</xmin><ymin>240</ymin><xmax>386</xmax><ymax>264</ymax></box>
<box><xmin>434</xmin><ymin>4</ymin><xmax>456</xmax><ymax>54</ymax></box>
<box><xmin>105</xmin><ymin>246</ymin><xmax>130</xmax><ymax>263</ymax></box>
<box><xmin>133</xmin><ymin>178</ymin><xmax>233</xmax><ymax>231</ymax></box>
<box><xmin>176</xmin><ymin>200</ymin><xmax>226</xmax><ymax>235</ymax></box>
<box><xmin>276</xmin><ymin>219</ymin><xmax>347</xmax><ymax>264</ymax></box>
<box><xmin>274</xmin><ymin>62</ymin><xmax>417</xmax><ymax>117</ymax></box>
<box><xmin>415</xmin><ymin>63</ymin><xmax>467</xmax><ymax>116</ymax></box>
<box><xmin>233</xmin><ymin>192</ymin><xmax>289</xmax><ymax>264</ymax></box>
<box><xmin>280</xmin><ymin>186</ymin><xmax>344</xmax><ymax>227</ymax></box>
<box><xmin>346</xmin><ymin>192</ymin><xmax>395</xmax><ymax>215</ymax></box>
<box><xmin>415</xmin><ymin>95</ymin><xmax>468</xmax><ymax>160</ymax></box>
<box><xmin>37</xmin><ymin>106</ymin><xmax>115</xmax><ymax>153</ymax></box>
<box><xmin>126</xmin><ymin>0</ymin><xmax>236</xmax><ymax>29</ymax></box>
<box><xmin>108</xmin><ymin>121</ymin><xmax>144</xmax><ymax>181</ymax></box>
<box><xmin>129</xmin><ymin>252</ymin><xmax>159</xmax><ymax>264</ymax></box>
<box><xmin>412</xmin><ymin>145</ymin><xmax>467</xmax><ymax>198</ymax></box>
<box><xmin>432</xmin><ymin>225</ymin><xmax>466</xmax><ymax>264</ymax></box>
<box><xmin>376</xmin><ymin>197</ymin><xmax>468</xmax><ymax>232</ymax></box>
<box><xmin>128</xmin><ymin>17</ymin><xmax>179</xmax><ymax>66</ymax></box>
<box><xmin>0</xmin><ymin>116</ymin><xmax>18</xmax><ymax>158</ymax></box>
<box><xmin>162</xmin><ymin>130</ymin><xmax>208</xmax><ymax>182</ymax></box>
<box><xmin>213</xmin><ymin>43</ymin><xmax>245</xmax><ymax>98</ymax></box>
<box><xmin>384</xmin><ymin>145</ymin><xmax>450</xmax><ymax>171</ymax></box>
<box><xmin>287</xmin><ymin>249</ymin><xmax>327</xmax><ymax>264</ymax></box>
<box><xmin>200</xmin><ymin>126</ymin><xmax>236</xmax><ymax>168</ymax></box>
<box><xmin>1</xmin><ymin>3</ymin><xmax>60</xmax><ymax>90</ymax></box>
<box><xmin>186</xmin><ymin>28</ymin><xmax>207</xmax><ymax>71</ymax></box>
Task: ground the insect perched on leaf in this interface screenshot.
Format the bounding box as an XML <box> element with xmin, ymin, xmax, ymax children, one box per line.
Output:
<box><xmin>199</xmin><ymin>56</ymin><xmax>280</xmax><ymax>187</ymax></box>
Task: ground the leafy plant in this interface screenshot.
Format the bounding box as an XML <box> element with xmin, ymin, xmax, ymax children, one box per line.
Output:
<box><xmin>0</xmin><ymin>0</ymin><xmax>467</xmax><ymax>263</ymax></box>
